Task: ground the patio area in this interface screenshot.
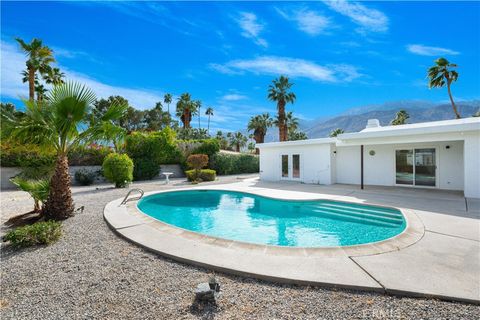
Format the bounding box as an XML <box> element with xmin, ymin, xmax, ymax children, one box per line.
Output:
<box><xmin>1</xmin><ymin>175</ymin><xmax>479</xmax><ymax>319</ymax></box>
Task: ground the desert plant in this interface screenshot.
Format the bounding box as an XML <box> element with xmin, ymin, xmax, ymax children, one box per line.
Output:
<box><xmin>74</xmin><ymin>169</ymin><xmax>96</xmax><ymax>186</ymax></box>
<box><xmin>428</xmin><ymin>57</ymin><xmax>461</xmax><ymax>119</ymax></box>
<box><xmin>102</xmin><ymin>153</ymin><xmax>134</xmax><ymax>188</ymax></box>
<box><xmin>10</xmin><ymin>177</ymin><xmax>50</xmax><ymax>212</ymax></box>
<box><xmin>4</xmin><ymin>220</ymin><xmax>62</xmax><ymax>248</ymax></box>
<box><xmin>10</xmin><ymin>82</ymin><xmax>126</xmax><ymax>220</ymax></box>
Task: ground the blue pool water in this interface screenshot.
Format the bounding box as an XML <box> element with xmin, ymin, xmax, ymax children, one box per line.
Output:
<box><xmin>138</xmin><ymin>190</ymin><xmax>406</xmax><ymax>247</ymax></box>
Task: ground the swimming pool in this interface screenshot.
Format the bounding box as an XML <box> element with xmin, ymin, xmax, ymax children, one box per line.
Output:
<box><xmin>137</xmin><ymin>190</ymin><xmax>406</xmax><ymax>247</ymax></box>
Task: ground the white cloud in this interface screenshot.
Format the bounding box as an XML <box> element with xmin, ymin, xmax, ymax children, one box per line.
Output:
<box><xmin>211</xmin><ymin>56</ymin><xmax>362</xmax><ymax>83</ymax></box>
<box><xmin>407</xmin><ymin>44</ymin><xmax>460</xmax><ymax>56</ymax></box>
<box><xmin>276</xmin><ymin>7</ymin><xmax>332</xmax><ymax>36</ymax></box>
<box><xmin>0</xmin><ymin>40</ymin><xmax>164</xmax><ymax>108</ymax></box>
<box><xmin>323</xmin><ymin>0</ymin><xmax>388</xmax><ymax>33</ymax></box>
<box><xmin>236</xmin><ymin>12</ymin><xmax>268</xmax><ymax>47</ymax></box>
<box><xmin>221</xmin><ymin>94</ymin><xmax>248</xmax><ymax>101</ymax></box>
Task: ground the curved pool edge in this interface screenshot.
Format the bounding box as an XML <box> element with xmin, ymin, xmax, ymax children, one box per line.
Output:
<box><xmin>103</xmin><ymin>187</ymin><xmax>428</xmax><ymax>291</ymax></box>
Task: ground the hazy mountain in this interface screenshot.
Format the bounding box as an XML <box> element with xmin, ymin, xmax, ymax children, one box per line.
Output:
<box><xmin>264</xmin><ymin>100</ymin><xmax>479</xmax><ymax>141</ymax></box>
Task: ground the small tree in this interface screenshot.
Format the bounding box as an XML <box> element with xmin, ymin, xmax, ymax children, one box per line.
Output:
<box><xmin>187</xmin><ymin>154</ymin><xmax>209</xmax><ymax>181</ymax></box>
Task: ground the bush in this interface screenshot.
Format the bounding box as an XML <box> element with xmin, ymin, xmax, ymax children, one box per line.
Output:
<box><xmin>74</xmin><ymin>169</ymin><xmax>97</xmax><ymax>186</ymax></box>
<box><xmin>4</xmin><ymin>221</ymin><xmax>62</xmax><ymax>248</ymax></box>
<box><xmin>192</xmin><ymin>139</ymin><xmax>220</xmax><ymax>159</ymax></box>
<box><xmin>0</xmin><ymin>143</ymin><xmax>55</xmax><ymax>167</ymax></box>
<box><xmin>187</xmin><ymin>154</ymin><xmax>209</xmax><ymax>170</ymax></box>
<box><xmin>185</xmin><ymin>169</ymin><xmax>216</xmax><ymax>182</ymax></box>
<box><xmin>210</xmin><ymin>153</ymin><xmax>259</xmax><ymax>175</ymax></box>
<box><xmin>0</xmin><ymin>143</ymin><xmax>112</xmax><ymax>167</ymax></box>
<box><xmin>102</xmin><ymin>153</ymin><xmax>134</xmax><ymax>188</ymax></box>
<box><xmin>125</xmin><ymin>128</ymin><xmax>182</xmax><ymax>180</ymax></box>
<box><xmin>68</xmin><ymin>145</ymin><xmax>112</xmax><ymax>166</ymax></box>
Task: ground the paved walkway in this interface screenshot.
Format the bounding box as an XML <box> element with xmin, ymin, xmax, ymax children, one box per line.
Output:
<box><xmin>105</xmin><ymin>178</ymin><xmax>480</xmax><ymax>304</ymax></box>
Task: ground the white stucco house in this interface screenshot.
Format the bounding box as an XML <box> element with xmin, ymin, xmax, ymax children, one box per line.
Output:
<box><xmin>257</xmin><ymin>117</ymin><xmax>480</xmax><ymax>199</ymax></box>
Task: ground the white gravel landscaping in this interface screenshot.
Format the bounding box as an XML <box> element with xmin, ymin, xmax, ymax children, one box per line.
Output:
<box><xmin>1</xmin><ymin>176</ymin><xmax>479</xmax><ymax>319</ymax></box>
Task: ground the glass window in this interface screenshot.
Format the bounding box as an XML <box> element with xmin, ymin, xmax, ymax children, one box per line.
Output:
<box><xmin>414</xmin><ymin>148</ymin><xmax>436</xmax><ymax>186</ymax></box>
<box><xmin>281</xmin><ymin>155</ymin><xmax>289</xmax><ymax>177</ymax></box>
<box><xmin>395</xmin><ymin>150</ymin><xmax>413</xmax><ymax>185</ymax></box>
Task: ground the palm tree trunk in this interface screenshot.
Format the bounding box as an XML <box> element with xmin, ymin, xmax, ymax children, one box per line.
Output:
<box><xmin>44</xmin><ymin>154</ymin><xmax>75</xmax><ymax>220</ymax></box>
<box><xmin>236</xmin><ymin>143</ymin><xmax>240</xmax><ymax>152</ymax></box>
<box><xmin>447</xmin><ymin>81</ymin><xmax>461</xmax><ymax>119</ymax></box>
<box><xmin>198</xmin><ymin>107</ymin><xmax>201</xmax><ymax>129</ymax></box>
<box><xmin>28</xmin><ymin>68</ymin><xmax>35</xmax><ymax>101</ymax></box>
<box><xmin>278</xmin><ymin>101</ymin><xmax>287</xmax><ymax>141</ymax></box>
<box><xmin>207</xmin><ymin>116</ymin><xmax>210</xmax><ymax>133</ymax></box>
<box><xmin>183</xmin><ymin>109</ymin><xmax>191</xmax><ymax>128</ymax></box>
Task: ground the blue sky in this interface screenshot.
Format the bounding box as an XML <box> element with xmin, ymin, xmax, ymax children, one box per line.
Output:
<box><xmin>1</xmin><ymin>1</ymin><xmax>479</xmax><ymax>132</ymax></box>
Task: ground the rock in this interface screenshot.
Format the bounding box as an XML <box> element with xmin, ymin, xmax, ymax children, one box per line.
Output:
<box><xmin>195</xmin><ymin>282</ymin><xmax>218</xmax><ymax>303</ymax></box>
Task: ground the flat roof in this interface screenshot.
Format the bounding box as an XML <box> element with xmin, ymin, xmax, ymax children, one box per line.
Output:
<box><xmin>338</xmin><ymin>117</ymin><xmax>480</xmax><ymax>141</ymax></box>
<box><xmin>257</xmin><ymin>137</ymin><xmax>336</xmax><ymax>148</ymax></box>
<box><xmin>257</xmin><ymin>117</ymin><xmax>479</xmax><ymax>149</ymax></box>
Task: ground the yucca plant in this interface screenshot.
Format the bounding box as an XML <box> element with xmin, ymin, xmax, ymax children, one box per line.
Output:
<box><xmin>10</xmin><ymin>177</ymin><xmax>50</xmax><ymax>212</ymax></box>
<box><xmin>11</xmin><ymin>82</ymin><xmax>127</xmax><ymax>220</ymax></box>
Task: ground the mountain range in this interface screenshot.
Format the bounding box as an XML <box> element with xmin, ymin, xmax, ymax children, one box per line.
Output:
<box><xmin>264</xmin><ymin>100</ymin><xmax>479</xmax><ymax>141</ymax></box>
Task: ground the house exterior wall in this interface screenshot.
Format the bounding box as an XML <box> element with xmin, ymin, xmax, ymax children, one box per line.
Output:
<box><xmin>259</xmin><ymin>144</ymin><xmax>334</xmax><ymax>184</ymax></box>
<box><xmin>464</xmin><ymin>132</ymin><xmax>480</xmax><ymax>198</ymax></box>
<box><xmin>335</xmin><ymin>141</ymin><xmax>464</xmax><ymax>191</ymax></box>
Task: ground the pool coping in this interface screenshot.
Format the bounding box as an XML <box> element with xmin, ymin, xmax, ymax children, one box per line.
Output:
<box><xmin>104</xmin><ymin>184</ymin><xmax>472</xmax><ymax>302</ymax></box>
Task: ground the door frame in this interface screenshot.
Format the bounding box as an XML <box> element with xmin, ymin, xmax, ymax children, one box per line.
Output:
<box><xmin>394</xmin><ymin>146</ymin><xmax>439</xmax><ymax>188</ymax></box>
<box><xmin>279</xmin><ymin>153</ymin><xmax>303</xmax><ymax>181</ymax></box>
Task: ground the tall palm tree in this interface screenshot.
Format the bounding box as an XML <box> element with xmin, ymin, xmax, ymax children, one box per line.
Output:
<box><xmin>247</xmin><ymin>113</ymin><xmax>272</xmax><ymax>144</ymax></box>
<box><xmin>16</xmin><ymin>38</ymin><xmax>55</xmax><ymax>101</ymax></box>
<box><xmin>329</xmin><ymin>128</ymin><xmax>345</xmax><ymax>137</ymax></box>
<box><xmin>229</xmin><ymin>131</ymin><xmax>247</xmax><ymax>152</ymax></box>
<box><xmin>11</xmin><ymin>82</ymin><xmax>126</xmax><ymax>220</ymax></box>
<box><xmin>205</xmin><ymin>107</ymin><xmax>214</xmax><ymax>134</ymax></box>
<box><xmin>175</xmin><ymin>93</ymin><xmax>197</xmax><ymax>128</ymax></box>
<box><xmin>163</xmin><ymin>93</ymin><xmax>172</xmax><ymax>126</ymax></box>
<box><xmin>268</xmin><ymin>75</ymin><xmax>296</xmax><ymax>141</ymax></box>
<box><xmin>34</xmin><ymin>83</ymin><xmax>48</xmax><ymax>102</ymax></box>
<box><xmin>194</xmin><ymin>100</ymin><xmax>202</xmax><ymax>129</ymax></box>
<box><xmin>390</xmin><ymin>110</ymin><xmax>410</xmax><ymax>125</ymax></box>
<box><xmin>428</xmin><ymin>58</ymin><xmax>461</xmax><ymax>119</ymax></box>
<box><xmin>44</xmin><ymin>67</ymin><xmax>65</xmax><ymax>86</ymax></box>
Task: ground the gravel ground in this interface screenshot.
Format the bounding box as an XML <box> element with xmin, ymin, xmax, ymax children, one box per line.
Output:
<box><xmin>1</xmin><ymin>176</ymin><xmax>479</xmax><ymax>320</ymax></box>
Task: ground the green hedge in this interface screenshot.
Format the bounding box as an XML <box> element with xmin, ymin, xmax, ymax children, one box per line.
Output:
<box><xmin>192</xmin><ymin>139</ymin><xmax>220</xmax><ymax>158</ymax></box>
<box><xmin>185</xmin><ymin>169</ymin><xmax>216</xmax><ymax>182</ymax></box>
<box><xmin>0</xmin><ymin>143</ymin><xmax>112</xmax><ymax>167</ymax></box>
<box><xmin>210</xmin><ymin>153</ymin><xmax>259</xmax><ymax>175</ymax></box>
<box><xmin>125</xmin><ymin>128</ymin><xmax>182</xmax><ymax>180</ymax></box>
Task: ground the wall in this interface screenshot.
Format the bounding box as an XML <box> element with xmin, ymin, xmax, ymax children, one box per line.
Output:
<box><xmin>463</xmin><ymin>132</ymin><xmax>480</xmax><ymax>198</ymax></box>
<box><xmin>335</xmin><ymin>140</ymin><xmax>464</xmax><ymax>191</ymax></box>
<box><xmin>259</xmin><ymin>143</ymin><xmax>334</xmax><ymax>184</ymax></box>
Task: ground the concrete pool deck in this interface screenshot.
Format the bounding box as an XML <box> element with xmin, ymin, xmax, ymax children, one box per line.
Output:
<box><xmin>104</xmin><ymin>178</ymin><xmax>480</xmax><ymax>304</ymax></box>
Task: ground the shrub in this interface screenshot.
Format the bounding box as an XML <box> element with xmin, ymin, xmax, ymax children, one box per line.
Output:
<box><xmin>186</xmin><ymin>154</ymin><xmax>209</xmax><ymax>182</ymax></box>
<box><xmin>0</xmin><ymin>143</ymin><xmax>55</xmax><ymax>167</ymax></box>
<box><xmin>186</xmin><ymin>169</ymin><xmax>216</xmax><ymax>182</ymax></box>
<box><xmin>210</xmin><ymin>153</ymin><xmax>259</xmax><ymax>175</ymax></box>
<box><xmin>125</xmin><ymin>128</ymin><xmax>182</xmax><ymax>180</ymax></box>
<box><xmin>192</xmin><ymin>139</ymin><xmax>220</xmax><ymax>159</ymax></box>
<box><xmin>4</xmin><ymin>221</ymin><xmax>62</xmax><ymax>248</ymax></box>
<box><xmin>74</xmin><ymin>169</ymin><xmax>97</xmax><ymax>186</ymax></box>
<box><xmin>68</xmin><ymin>145</ymin><xmax>112</xmax><ymax>166</ymax></box>
<box><xmin>102</xmin><ymin>153</ymin><xmax>134</xmax><ymax>188</ymax></box>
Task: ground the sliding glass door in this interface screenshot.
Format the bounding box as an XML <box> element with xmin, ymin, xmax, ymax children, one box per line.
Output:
<box><xmin>396</xmin><ymin>148</ymin><xmax>436</xmax><ymax>187</ymax></box>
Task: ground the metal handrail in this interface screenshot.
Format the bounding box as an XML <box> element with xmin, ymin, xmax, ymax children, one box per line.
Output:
<box><xmin>120</xmin><ymin>188</ymin><xmax>144</xmax><ymax>205</ymax></box>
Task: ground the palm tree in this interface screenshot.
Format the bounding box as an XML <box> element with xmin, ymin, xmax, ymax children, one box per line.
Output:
<box><xmin>229</xmin><ymin>132</ymin><xmax>248</xmax><ymax>152</ymax></box>
<box><xmin>44</xmin><ymin>67</ymin><xmax>65</xmax><ymax>86</ymax></box>
<box><xmin>175</xmin><ymin>93</ymin><xmax>197</xmax><ymax>128</ymax></box>
<box><xmin>194</xmin><ymin>100</ymin><xmax>202</xmax><ymax>129</ymax></box>
<box><xmin>34</xmin><ymin>83</ymin><xmax>48</xmax><ymax>102</ymax></box>
<box><xmin>390</xmin><ymin>110</ymin><xmax>410</xmax><ymax>125</ymax></box>
<box><xmin>428</xmin><ymin>58</ymin><xmax>461</xmax><ymax>119</ymax></box>
<box><xmin>247</xmin><ymin>113</ymin><xmax>272</xmax><ymax>144</ymax></box>
<box><xmin>11</xmin><ymin>82</ymin><xmax>126</xmax><ymax>220</ymax></box>
<box><xmin>268</xmin><ymin>75</ymin><xmax>296</xmax><ymax>141</ymax></box>
<box><xmin>205</xmin><ymin>107</ymin><xmax>214</xmax><ymax>134</ymax></box>
<box><xmin>16</xmin><ymin>38</ymin><xmax>55</xmax><ymax>101</ymax></box>
<box><xmin>329</xmin><ymin>128</ymin><xmax>345</xmax><ymax>137</ymax></box>
<box><xmin>10</xmin><ymin>177</ymin><xmax>50</xmax><ymax>212</ymax></box>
